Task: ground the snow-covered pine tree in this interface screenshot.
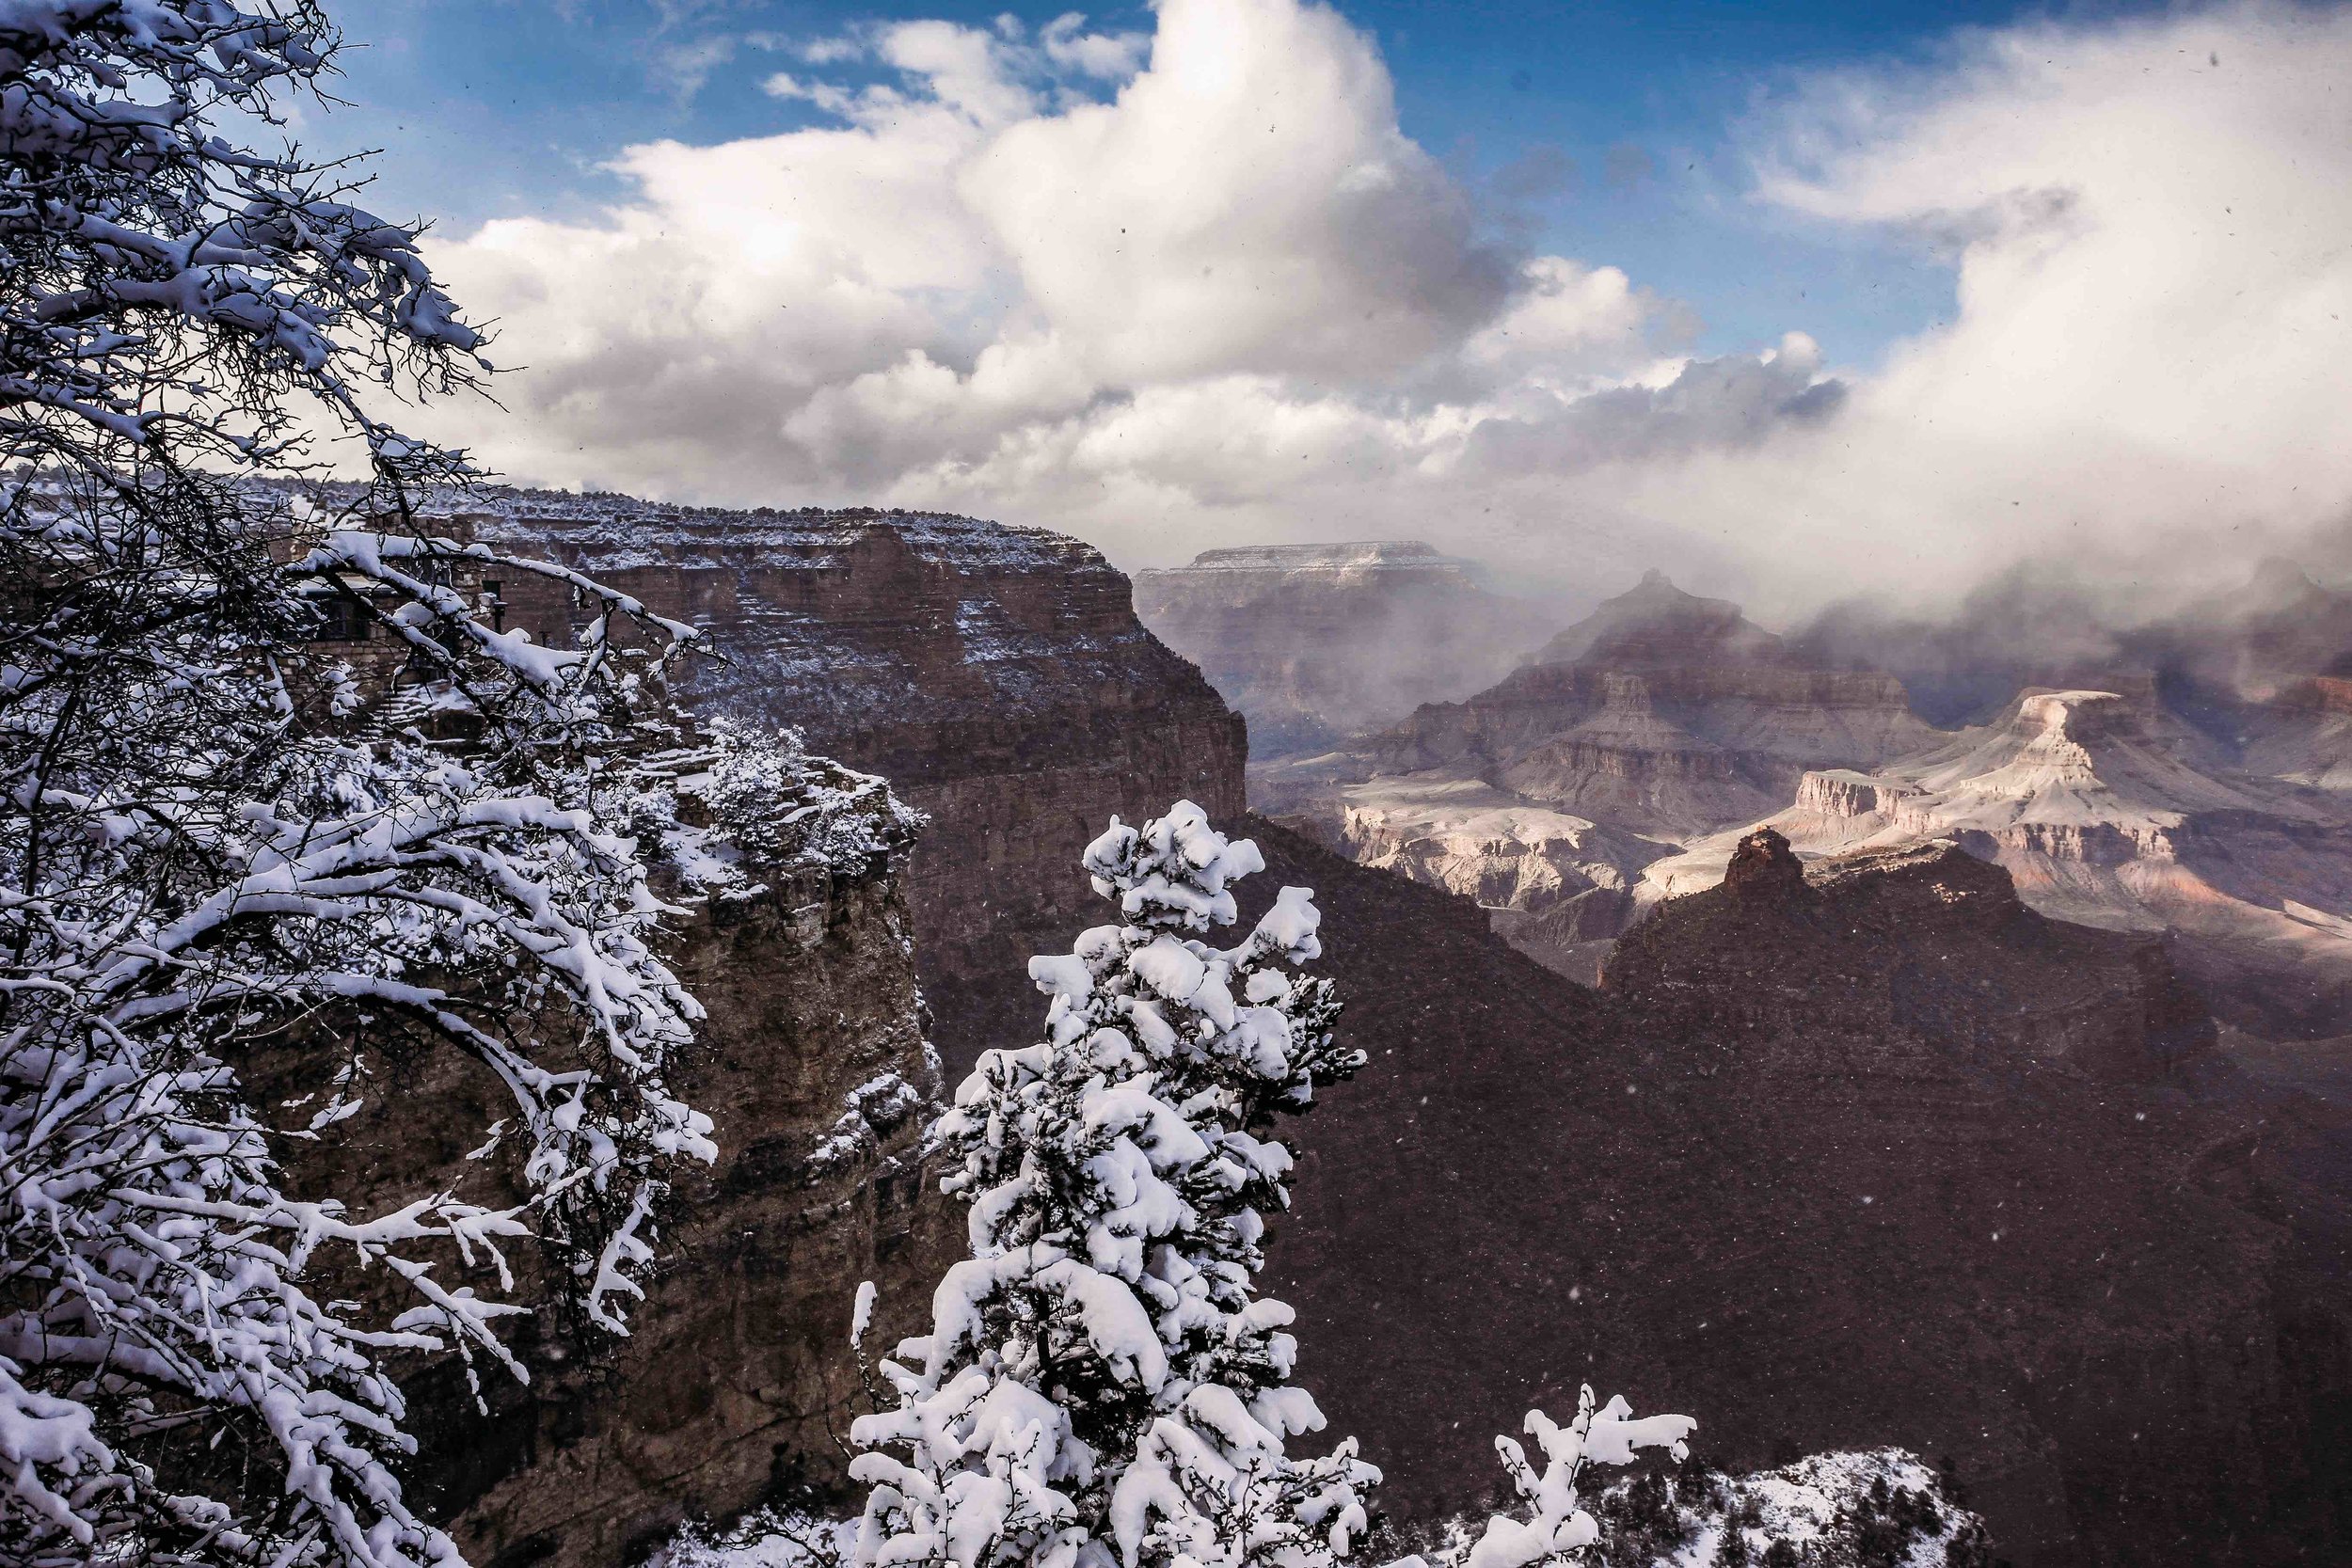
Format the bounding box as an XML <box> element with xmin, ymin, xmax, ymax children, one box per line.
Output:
<box><xmin>1464</xmin><ymin>1390</ymin><xmax>1696</xmax><ymax>1568</ymax></box>
<box><xmin>850</xmin><ymin>802</ymin><xmax>1375</xmax><ymax>1568</ymax></box>
<box><xmin>0</xmin><ymin>6</ymin><xmax>743</xmax><ymax>1565</ymax></box>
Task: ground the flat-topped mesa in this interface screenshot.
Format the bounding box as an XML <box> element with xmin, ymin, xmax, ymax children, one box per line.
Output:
<box><xmin>1133</xmin><ymin>537</ymin><xmax>1558</xmax><ymax>757</ymax></box>
<box><xmin>1904</xmin><ymin>688</ymin><xmax>2267</xmax><ymax>831</ymax></box>
<box><xmin>1165</xmin><ymin>539</ymin><xmax>1461</xmax><ymax>575</ymax></box>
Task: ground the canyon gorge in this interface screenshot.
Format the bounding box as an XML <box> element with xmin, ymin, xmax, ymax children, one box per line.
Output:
<box><xmin>284</xmin><ymin>491</ymin><xmax>2352</xmax><ymax>1567</ymax></box>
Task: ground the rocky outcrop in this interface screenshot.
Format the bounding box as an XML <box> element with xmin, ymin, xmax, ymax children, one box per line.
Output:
<box><xmin>1645</xmin><ymin>689</ymin><xmax>2352</xmax><ymax>1037</ymax></box>
<box><xmin>1132</xmin><ymin>541</ymin><xmax>1557</xmax><ymax>757</ymax></box>
<box><xmin>1244</xmin><ymin>817</ymin><xmax>2352</xmax><ymax>1565</ymax></box>
<box><xmin>444</xmin><ymin>488</ymin><xmax>1244</xmax><ymax>1071</ymax></box>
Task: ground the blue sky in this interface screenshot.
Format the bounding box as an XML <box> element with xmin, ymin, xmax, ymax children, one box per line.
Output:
<box><xmin>330</xmin><ymin>0</ymin><xmax>2151</xmax><ymax>369</ymax></box>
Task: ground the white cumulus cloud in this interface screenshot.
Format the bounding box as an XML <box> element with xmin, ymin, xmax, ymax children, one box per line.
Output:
<box><xmin>407</xmin><ymin>0</ymin><xmax>2352</xmax><ymax>615</ymax></box>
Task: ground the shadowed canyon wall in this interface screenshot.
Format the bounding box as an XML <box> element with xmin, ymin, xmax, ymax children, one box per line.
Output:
<box><xmin>460</xmin><ymin>490</ymin><xmax>1247</xmax><ymax>1073</ymax></box>
<box><xmin>1249</xmin><ymin>822</ymin><xmax>2352</xmax><ymax>1567</ymax></box>
<box><xmin>305</xmin><ymin>493</ymin><xmax>2352</xmax><ymax>1567</ymax></box>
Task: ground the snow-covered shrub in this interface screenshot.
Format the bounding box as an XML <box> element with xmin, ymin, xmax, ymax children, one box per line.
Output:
<box><xmin>661</xmin><ymin>720</ymin><xmax>924</xmax><ymax>895</ymax></box>
<box><xmin>850</xmin><ymin>801</ymin><xmax>1375</xmax><ymax>1568</ymax></box>
<box><xmin>1462</xmin><ymin>1390</ymin><xmax>1695</xmax><ymax>1568</ymax></box>
<box><xmin>0</xmin><ymin>6</ymin><xmax>738</xmax><ymax>1565</ymax></box>
<box><xmin>1408</xmin><ymin>1449</ymin><xmax>1988</xmax><ymax>1568</ymax></box>
<box><xmin>1597</xmin><ymin>1449</ymin><xmax>1990</xmax><ymax>1568</ymax></box>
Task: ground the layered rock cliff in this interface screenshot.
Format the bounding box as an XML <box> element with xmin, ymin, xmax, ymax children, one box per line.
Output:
<box><xmin>1256</xmin><ymin>770</ymin><xmax>1667</xmax><ymax>983</ymax></box>
<box><xmin>1645</xmin><ymin>689</ymin><xmax>2352</xmax><ymax>1037</ymax></box>
<box><xmin>1256</xmin><ymin>571</ymin><xmax>1942</xmax><ymax>975</ymax></box>
<box><xmin>435</xmin><ymin>487</ymin><xmax>1245</xmax><ymax>1071</ymax></box>
<box><xmin>1371</xmin><ymin>661</ymin><xmax>1940</xmax><ymax>838</ymax></box>
<box><xmin>1131</xmin><ymin>541</ymin><xmax>1557</xmax><ymax>757</ymax></box>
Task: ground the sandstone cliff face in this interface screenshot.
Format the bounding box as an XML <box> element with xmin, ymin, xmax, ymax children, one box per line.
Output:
<box><xmin>444</xmin><ymin>867</ymin><xmax>955</xmax><ymax>1568</ymax></box>
<box><xmin>1241</xmin><ymin>819</ymin><xmax>2352</xmax><ymax>1567</ymax></box>
<box><xmin>449</xmin><ymin>488</ymin><xmax>1244</xmax><ymax>1072</ymax></box>
<box><xmin>1131</xmin><ymin>542</ymin><xmax>1557</xmax><ymax>757</ymax></box>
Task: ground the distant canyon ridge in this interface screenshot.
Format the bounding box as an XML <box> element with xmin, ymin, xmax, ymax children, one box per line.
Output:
<box><xmin>1173</xmin><ymin>547</ymin><xmax>2352</xmax><ymax>1032</ymax></box>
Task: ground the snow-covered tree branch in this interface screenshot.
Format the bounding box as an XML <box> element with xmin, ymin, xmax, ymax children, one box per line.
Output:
<box><xmin>1464</xmin><ymin>1391</ymin><xmax>1693</xmax><ymax>1568</ymax></box>
<box><xmin>0</xmin><ymin>6</ymin><xmax>781</xmax><ymax>1565</ymax></box>
<box><xmin>850</xmin><ymin>801</ymin><xmax>1375</xmax><ymax>1568</ymax></box>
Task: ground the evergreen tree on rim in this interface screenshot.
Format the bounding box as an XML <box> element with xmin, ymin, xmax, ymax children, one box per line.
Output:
<box><xmin>850</xmin><ymin>801</ymin><xmax>1376</xmax><ymax>1568</ymax></box>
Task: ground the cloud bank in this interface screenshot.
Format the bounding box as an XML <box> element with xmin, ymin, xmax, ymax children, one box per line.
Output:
<box><xmin>419</xmin><ymin>0</ymin><xmax>2352</xmax><ymax>615</ymax></box>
